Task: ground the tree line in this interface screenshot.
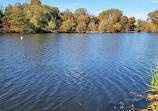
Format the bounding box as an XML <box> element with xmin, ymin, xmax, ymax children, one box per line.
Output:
<box><xmin>0</xmin><ymin>0</ymin><xmax>157</xmax><ymax>33</ymax></box>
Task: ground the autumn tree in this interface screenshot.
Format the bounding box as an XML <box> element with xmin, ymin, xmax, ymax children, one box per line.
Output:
<box><xmin>147</xmin><ymin>10</ymin><xmax>158</xmax><ymax>32</ymax></box>
<box><xmin>88</xmin><ymin>22</ymin><xmax>95</xmax><ymax>31</ymax></box>
<box><xmin>91</xmin><ymin>15</ymin><xmax>99</xmax><ymax>24</ymax></box>
<box><xmin>106</xmin><ymin>22</ymin><xmax>114</xmax><ymax>33</ymax></box>
<box><xmin>74</xmin><ymin>8</ymin><xmax>88</xmax><ymax>17</ymax></box>
<box><xmin>1</xmin><ymin>4</ymin><xmax>13</xmax><ymax>29</ymax></box>
<box><xmin>99</xmin><ymin>20</ymin><xmax>108</xmax><ymax>32</ymax></box>
<box><xmin>135</xmin><ymin>19</ymin><xmax>147</xmax><ymax>32</ymax></box>
<box><xmin>146</xmin><ymin>23</ymin><xmax>157</xmax><ymax>33</ymax></box>
<box><xmin>99</xmin><ymin>9</ymin><xmax>122</xmax><ymax>22</ymax></box>
<box><xmin>113</xmin><ymin>23</ymin><xmax>122</xmax><ymax>32</ymax></box>
<box><xmin>9</xmin><ymin>2</ymin><xmax>28</xmax><ymax>32</ymax></box>
<box><xmin>59</xmin><ymin>9</ymin><xmax>73</xmax><ymax>21</ymax></box>
<box><xmin>76</xmin><ymin>21</ymin><xmax>87</xmax><ymax>32</ymax></box>
<box><xmin>119</xmin><ymin>16</ymin><xmax>128</xmax><ymax>32</ymax></box>
<box><xmin>60</xmin><ymin>19</ymin><xmax>76</xmax><ymax>32</ymax></box>
<box><xmin>31</xmin><ymin>0</ymin><xmax>41</xmax><ymax>5</ymax></box>
<box><xmin>77</xmin><ymin>14</ymin><xmax>90</xmax><ymax>25</ymax></box>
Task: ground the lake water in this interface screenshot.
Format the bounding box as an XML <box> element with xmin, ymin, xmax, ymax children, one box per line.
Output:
<box><xmin>1</xmin><ymin>33</ymin><xmax>158</xmax><ymax>111</ymax></box>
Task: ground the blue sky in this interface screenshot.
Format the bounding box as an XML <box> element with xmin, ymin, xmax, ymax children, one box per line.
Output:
<box><xmin>1</xmin><ymin>0</ymin><xmax>158</xmax><ymax>20</ymax></box>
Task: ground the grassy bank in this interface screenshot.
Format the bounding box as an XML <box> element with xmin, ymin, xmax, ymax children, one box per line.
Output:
<box><xmin>130</xmin><ymin>61</ymin><xmax>158</xmax><ymax>111</ymax></box>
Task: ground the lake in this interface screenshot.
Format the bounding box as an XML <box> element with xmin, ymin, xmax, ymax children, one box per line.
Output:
<box><xmin>1</xmin><ymin>33</ymin><xmax>158</xmax><ymax>111</ymax></box>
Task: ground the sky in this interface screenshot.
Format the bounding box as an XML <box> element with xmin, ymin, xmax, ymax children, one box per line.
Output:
<box><xmin>0</xmin><ymin>0</ymin><xmax>158</xmax><ymax>20</ymax></box>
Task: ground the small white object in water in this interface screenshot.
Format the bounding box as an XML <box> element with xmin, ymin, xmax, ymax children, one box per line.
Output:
<box><xmin>21</xmin><ymin>36</ymin><xmax>23</xmax><ymax>40</ymax></box>
<box><xmin>79</xmin><ymin>103</ymin><xmax>82</xmax><ymax>105</ymax></box>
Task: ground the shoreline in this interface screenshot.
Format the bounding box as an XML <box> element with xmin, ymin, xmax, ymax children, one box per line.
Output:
<box><xmin>0</xmin><ymin>30</ymin><xmax>149</xmax><ymax>34</ymax></box>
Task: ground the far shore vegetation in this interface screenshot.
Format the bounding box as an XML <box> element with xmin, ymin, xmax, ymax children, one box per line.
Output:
<box><xmin>0</xmin><ymin>0</ymin><xmax>158</xmax><ymax>34</ymax></box>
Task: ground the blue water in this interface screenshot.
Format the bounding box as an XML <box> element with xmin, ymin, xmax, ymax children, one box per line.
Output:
<box><xmin>0</xmin><ymin>33</ymin><xmax>158</xmax><ymax>111</ymax></box>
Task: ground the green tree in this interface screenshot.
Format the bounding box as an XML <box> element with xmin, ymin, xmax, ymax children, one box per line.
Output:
<box><xmin>47</xmin><ymin>6</ymin><xmax>60</xmax><ymax>29</ymax></box>
<box><xmin>0</xmin><ymin>9</ymin><xmax>3</xmax><ymax>28</ymax></box>
<box><xmin>127</xmin><ymin>17</ymin><xmax>136</xmax><ymax>31</ymax></box>
<box><xmin>148</xmin><ymin>10</ymin><xmax>158</xmax><ymax>25</ymax></box>
<box><xmin>76</xmin><ymin>21</ymin><xmax>87</xmax><ymax>32</ymax></box>
<box><xmin>49</xmin><ymin>7</ymin><xmax>60</xmax><ymax>20</ymax></box>
<box><xmin>5</xmin><ymin>4</ymin><xmax>13</xmax><ymax>11</ymax></box>
<box><xmin>47</xmin><ymin>18</ymin><xmax>57</xmax><ymax>30</ymax></box>
<box><xmin>135</xmin><ymin>19</ymin><xmax>147</xmax><ymax>32</ymax></box>
<box><xmin>60</xmin><ymin>19</ymin><xmax>76</xmax><ymax>32</ymax></box>
<box><xmin>27</xmin><ymin>5</ymin><xmax>49</xmax><ymax>29</ymax></box>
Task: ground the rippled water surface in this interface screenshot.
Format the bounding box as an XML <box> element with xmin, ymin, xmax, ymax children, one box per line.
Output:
<box><xmin>1</xmin><ymin>33</ymin><xmax>158</xmax><ymax>111</ymax></box>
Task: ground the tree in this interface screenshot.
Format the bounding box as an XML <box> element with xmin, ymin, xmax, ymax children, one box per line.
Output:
<box><xmin>60</xmin><ymin>20</ymin><xmax>76</xmax><ymax>32</ymax></box>
<box><xmin>147</xmin><ymin>10</ymin><xmax>158</xmax><ymax>33</ymax></box>
<box><xmin>135</xmin><ymin>19</ymin><xmax>147</xmax><ymax>32</ymax></box>
<box><xmin>99</xmin><ymin>9</ymin><xmax>123</xmax><ymax>22</ymax></box>
<box><xmin>0</xmin><ymin>9</ymin><xmax>3</xmax><ymax>28</ymax></box>
<box><xmin>148</xmin><ymin>10</ymin><xmax>158</xmax><ymax>25</ymax></box>
<box><xmin>47</xmin><ymin>18</ymin><xmax>57</xmax><ymax>30</ymax></box>
<box><xmin>47</xmin><ymin>6</ymin><xmax>60</xmax><ymax>29</ymax></box>
<box><xmin>77</xmin><ymin>14</ymin><xmax>90</xmax><ymax>25</ymax></box>
<box><xmin>1</xmin><ymin>4</ymin><xmax>13</xmax><ymax>29</ymax></box>
<box><xmin>99</xmin><ymin>20</ymin><xmax>108</xmax><ymax>32</ymax></box>
<box><xmin>31</xmin><ymin>0</ymin><xmax>41</xmax><ymax>5</ymax></box>
<box><xmin>113</xmin><ymin>23</ymin><xmax>122</xmax><ymax>32</ymax></box>
<box><xmin>9</xmin><ymin>3</ymin><xmax>28</xmax><ymax>32</ymax></box>
<box><xmin>106</xmin><ymin>22</ymin><xmax>114</xmax><ymax>33</ymax></box>
<box><xmin>146</xmin><ymin>23</ymin><xmax>157</xmax><ymax>33</ymax></box>
<box><xmin>111</xmin><ymin>15</ymin><xmax>119</xmax><ymax>24</ymax></box>
<box><xmin>119</xmin><ymin>16</ymin><xmax>128</xmax><ymax>32</ymax></box>
<box><xmin>91</xmin><ymin>15</ymin><xmax>99</xmax><ymax>24</ymax></box>
<box><xmin>5</xmin><ymin>4</ymin><xmax>13</xmax><ymax>11</ymax></box>
<box><xmin>27</xmin><ymin>5</ymin><xmax>49</xmax><ymax>29</ymax></box>
<box><xmin>127</xmin><ymin>17</ymin><xmax>136</xmax><ymax>31</ymax></box>
<box><xmin>59</xmin><ymin>9</ymin><xmax>73</xmax><ymax>21</ymax></box>
<box><xmin>76</xmin><ymin>21</ymin><xmax>87</xmax><ymax>32</ymax></box>
<box><xmin>88</xmin><ymin>22</ymin><xmax>95</xmax><ymax>31</ymax></box>
<box><xmin>49</xmin><ymin>7</ymin><xmax>60</xmax><ymax>20</ymax></box>
<box><xmin>74</xmin><ymin>8</ymin><xmax>88</xmax><ymax>17</ymax></box>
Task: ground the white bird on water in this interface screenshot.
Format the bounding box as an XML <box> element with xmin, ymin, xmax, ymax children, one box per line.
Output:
<box><xmin>21</xmin><ymin>36</ymin><xmax>23</xmax><ymax>40</ymax></box>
